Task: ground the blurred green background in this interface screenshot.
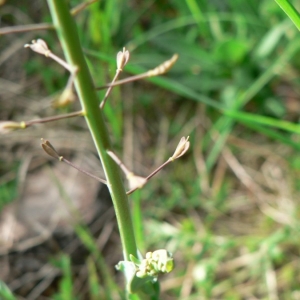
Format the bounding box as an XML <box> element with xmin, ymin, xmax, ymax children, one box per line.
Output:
<box><xmin>1</xmin><ymin>0</ymin><xmax>300</xmax><ymax>299</ymax></box>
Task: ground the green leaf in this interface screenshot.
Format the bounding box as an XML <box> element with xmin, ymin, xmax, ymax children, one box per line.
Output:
<box><xmin>224</xmin><ymin>109</ymin><xmax>300</xmax><ymax>134</ymax></box>
<box><xmin>275</xmin><ymin>0</ymin><xmax>300</xmax><ymax>31</ymax></box>
<box><xmin>254</xmin><ymin>20</ymin><xmax>292</xmax><ymax>59</ymax></box>
<box><xmin>0</xmin><ymin>281</ymin><xmax>16</xmax><ymax>300</ymax></box>
<box><xmin>213</xmin><ymin>38</ymin><xmax>249</xmax><ymax>65</ymax></box>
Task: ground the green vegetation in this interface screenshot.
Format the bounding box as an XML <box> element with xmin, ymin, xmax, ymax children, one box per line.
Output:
<box><xmin>1</xmin><ymin>0</ymin><xmax>300</xmax><ymax>299</ymax></box>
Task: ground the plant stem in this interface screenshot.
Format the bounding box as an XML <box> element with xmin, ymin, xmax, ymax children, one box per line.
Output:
<box><xmin>0</xmin><ymin>23</ymin><xmax>53</xmax><ymax>35</ymax></box>
<box><xmin>25</xmin><ymin>110</ymin><xmax>83</xmax><ymax>126</ymax></box>
<box><xmin>46</xmin><ymin>0</ymin><xmax>137</xmax><ymax>261</ymax></box>
<box><xmin>61</xmin><ymin>157</ymin><xmax>108</xmax><ymax>185</ymax></box>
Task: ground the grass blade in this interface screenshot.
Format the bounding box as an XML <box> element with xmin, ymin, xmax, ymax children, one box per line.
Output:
<box><xmin>224</xmin><ymin>110</ymin><xmax>300</xmax><ymax>134</ymax></box>
<box><xmin>275</xmin><ymin>0</ymin><xmax>300</xmax><ymax>30</ymax></box>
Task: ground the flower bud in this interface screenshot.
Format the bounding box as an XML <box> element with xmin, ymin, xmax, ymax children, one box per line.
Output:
<box><xmin>131</xmin><ymin>249</ymin><xmax>174</xmax><ymax>278</ymax></box>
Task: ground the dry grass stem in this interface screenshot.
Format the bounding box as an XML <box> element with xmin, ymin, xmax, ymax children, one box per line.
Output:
<box><xmin>71</xmin><ymin>0</ymin><xmax>98</xmax><ymax>15</ymax></box>
<box><xmin>0</xmin><ymin>23</ymin><xmax>53</xmax><ymax>35</ymax></box>
<box><xmin>96</xmin><ymin>54</ymin><xmax>178</xmax><ymax>90</ymax></box>
<box><xmin>100</xmin><ymin>48</ymin><xmax>130</xmax><ymax>109</ymax></box>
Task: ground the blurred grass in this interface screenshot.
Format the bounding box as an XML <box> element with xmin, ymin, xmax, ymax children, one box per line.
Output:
<box><xmin>275</xmin><ymin>0</ymin><xmax>300</xmax><ymax>30</ymax></box>
<box><xmin>1</xmin><ymin>0</ymin><xmax>300</xmax><ymax>299</ymax></box>
<box><xmin>51</xmin><ymin>255</ymin><xmax>74</xmax><ymax>300</ymax></box>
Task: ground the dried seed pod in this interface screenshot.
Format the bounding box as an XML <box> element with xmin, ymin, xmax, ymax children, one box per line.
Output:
<box><xmin>24</xmin><ymin>39</ymin><xmax>50</xmax><ymax>56</ymax></box>
<box><xmin>0</xmin><ymin>121</ymin><xmax>25</xmax><ymax>134</ymax></box>
<box><xmin>127</xmin><ymin>174</ymin><xmax>147</xmax><ymax>190</ymax></box>
<box><xmin>147</xmin><ymin>54</ymin><xmax>178</xmax><ymax>77</ymax></box>
<box><xmin>52</xmin><ymin>88</ymin><xmax>76</xmax><ymax>108</ymax></box>
<box><xmin>117</xmin><ymin>47</ymin><xmax>130</xmax><ymax>71</ymax></box>
<box><xmin>41</xmin><ymin>139</ymin><xmax>62</xmax><ymax>160</ymax></box>
<box><xmin>171</xmin><ymin>136</ymin><xmax>190</xmax><ymax>161</ymax></box>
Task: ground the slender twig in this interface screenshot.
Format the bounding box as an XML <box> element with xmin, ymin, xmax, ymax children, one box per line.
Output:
<box><xmin>0</xmin><ymin>1</ymin><xmax>98</xmax><ymax>36</ymax></box>
<box><xmin>48</xmin><ymin>52</ymin><xmax>75</xmax><ymax>72</ymax></box>
<box><xmin>71</xmin><ymin>0</ymin><xmax>98</xmax><ymax>16</ymax></box>
<box><xmin>126</xmin><ymin>136</ymin><xmax>190</xmax><ymax>195</ymax></box>
<box><xmin>107</xmin><ymin>150</ymin><xmax>132</xmax><ymax>176</ymax></box>
<box><xmin>96</xmin><ymin>54</ymin><xmax>178</xmax><ymax>91</ymax></box>
<box><xmin>25</xmin><ymin>39</ymin><xmax>78</xmax><ymax>108</ymax></box>
<box><xmin>100</xmin><ymin>48</ymin><xmax>129</xmax><ymax>109</ymax></box>
<box><xmin>107</xmin><ymin>151</ymin><xmax>147</xmax><ymax>191</ymax></box>
<box><xmin>145</xmin><ymin>159</ymin><xmax>172</xmax><ymax>181</ymax></box>
<box><xmin>0</xmin><ymin>23</ymin><xmax>53</xmax><ymax>35</ymax></box>
<box><xmin>100</xmin><ymin>71</ymin><xmax>122</xmax><ymax>109</ymax></box>
<box><xmin>96</xmin><ymin>73</ymin><xmax>149</xmax><ymax>90</ymax></box>
<box><xmin>61</xmin><ymin>157</ymin><xmax>107</xmax><ymax>184</ymax></box>
<box><xmin>66</xmin><ymin>71</ymin><xmax>77</xmax><ymax>89</ymax></box>
<box><xmin>25</xmin><ymin>39</ymin><xmax>76</xmax><ymax>73</ymax></box>
<box><xmin>126</xmin><ymin>160</ymin><xmax>171</xmax><ymax>195</ymax></box>
<box><xmin>41</xmin><ymin>139</ymin><xmax>107</xmax><ymax>184</ymax></box>
<box><xmin>25</xmin><ymin>110</ymin><xmax>84</xmax><ymax>127</ymax></box>
<box><xmin>0</xmin><ymin>111</ymin><xmax>84</xmax><ymax>133</ymax></box>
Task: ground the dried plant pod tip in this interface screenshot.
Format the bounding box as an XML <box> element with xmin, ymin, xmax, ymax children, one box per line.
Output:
<box><xmin>41</xmin><ymin>138</ymin><xmax>62</xmax><ymax>160</ymax></box>
<box><xmin>127</xmin><ymin>174</ymin><xmax>147</xmax><ymax>190</ymax></box>
<box><xmin>116</xmin><ymin>47</ymin><xmax>130</xmax><ymax>71</ymax></box>
<box><xmin>0</xmin><ymin>121</ymin><xmax>24</xmax><ymax>134</ymax></box>
<box><xmin>147</xmin><ymin>54</ymin><xmax>179</xmax><ymax>77</ymax></box>
<box><xmin>52</xmin><ymin>88</ymin><xmax>76</xmax><ymax>108</ymax></box>
<box><xmin>24</xmin><ymin>39</ymin><xmax>50</xmax><ymax>56</ymax></box>
<box><xmin>171</xmin><ymin>136</ymin><xmax>190</xmax><ymax>161</ymax></box>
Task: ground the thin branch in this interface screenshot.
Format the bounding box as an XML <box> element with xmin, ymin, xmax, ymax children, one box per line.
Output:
<box><xmin>145</xmin><ymin>159</ymin><xmax>171</xmax><ymax>181</ymax></box>
<box><xmin>61</xmin><ymin>157</ymin><xmax>107</xmax><ymax>184</ymax></box>
<box><xmin>25</xmin><ymin>110</ymin><xmax>84</xmax><ymax>127</ymax></box>
<box><xmin>126</xmin><ymin>160</ymin><xmax>171</xmax><ymax>195</ymax></box>
<box><xmin>100</xmin><ymin>48</ymin><xmax>129</xmax><ymax>109</ymax></box>
<box><xmin>100</xmin><ymin>71</ymin><xmax>122</xmax><ymax>109</ymax></box>
<box><xmin>0</xmin><ymin>1</ymin><xmax>97</xmax><ymax>36</ymax></box>
<box><xmin>71</xmin><ymin>0</ymin><xmax>98</xmax><ymax>16</ymax></box>
<box><xmin>107</xmin><ymin>151</ymin><xmax>147</xmax><ymax>192</ymax></box>
<box><xmin>41</xmin><ymin>139</ymin><xmax>107</xmax><ymax>184</ymax></box>
<box><xmin>96</xmin><ymin>54</ymin><xmax>178</xmax><ymax>91</ymax></box>
<box><xmin>126</xmin><ymin>136</ymin><xmax>190</xmax><ymax>195</ymax></box>
<box><xmin>96</xmin><ymin>74</ymin><xmax>148</xmax><ymax>90</ymax></box>
<box><xmin>107</xmin><ymin>150</ymin><xmax>132</xmax><ymax>177</ymax></box>
<box><xmin>0</xmin><ymin>111</ymin><xmax>84</xmax><ymax>134</ymax></box>
<box><xmin>48</xmin><ymin>52</ymin><xmax>75</xmax><ymax>72</ymax></box>
<box><xmin>0</xmin><ymin>23</ymin><xmax>53</xmax><ymax>35</ymax></box>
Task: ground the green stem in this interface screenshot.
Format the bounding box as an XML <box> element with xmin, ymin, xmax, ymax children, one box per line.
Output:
<box><xmin>46</xmin><ymin>0</ymin><xmax>137</xmax><ymax>261</ymax></box>
<box><xmin>132</xmin><ymin>190</ymin><xmax>144</xmax><ymax>252</ymax></box>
